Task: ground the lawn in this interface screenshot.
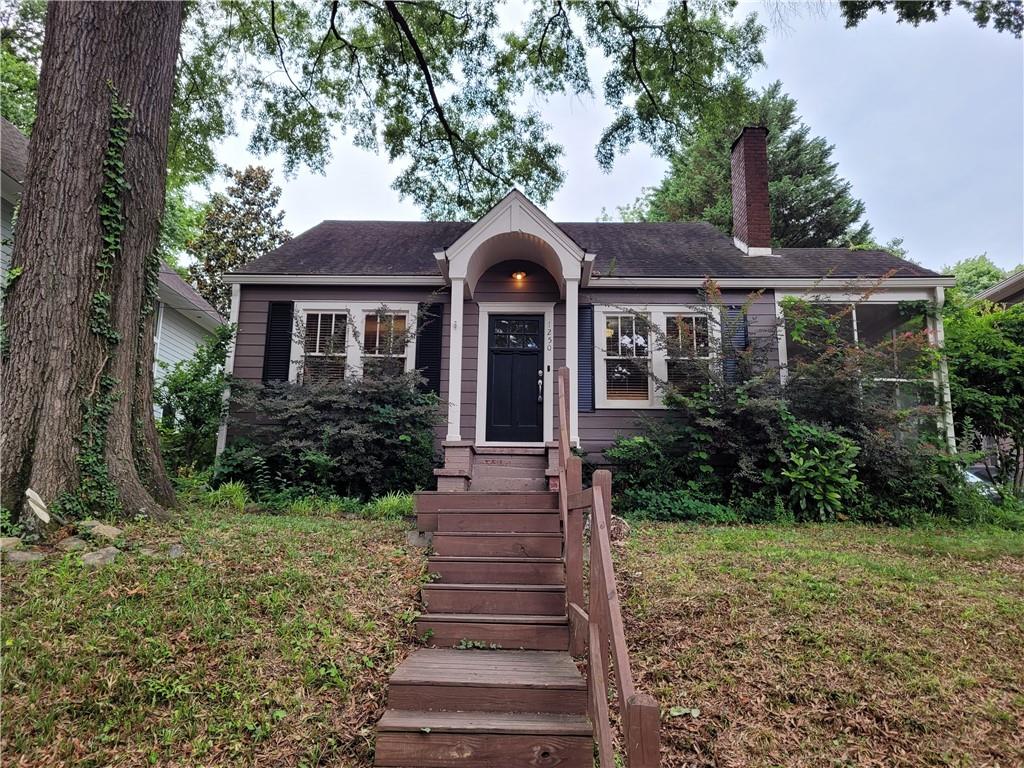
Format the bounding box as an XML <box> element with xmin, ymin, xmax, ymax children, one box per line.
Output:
<box><xmin>3</xmin><ymin>509</ymin><xmax>1023</xmax><ymax>767</ymax></box>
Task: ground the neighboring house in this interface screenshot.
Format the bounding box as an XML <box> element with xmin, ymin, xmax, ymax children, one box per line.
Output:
<box><xmin>1</xmin><ymin>117</ymin><xmax>224</xmax><ymax>406</ymax></box>
<box><xmin>977</xmin><ymin>269</ymin><xmax>1024</xmax><ymax>306</ymax></box>
<box><xmin>221</xmin><ymin>127</ymin><xmax>956</xmax><ymax>485</ymax></box>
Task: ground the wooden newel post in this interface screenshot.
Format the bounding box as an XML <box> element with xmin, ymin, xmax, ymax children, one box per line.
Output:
<box><xmin>625</xmin><ymin>693</ymin><xmax>661</xmax><ymax>768</ymax></box>
<box><xmin>565</xmin><ymin>455</ymin><xmax>585</xmax><ymax>655</ymax></box>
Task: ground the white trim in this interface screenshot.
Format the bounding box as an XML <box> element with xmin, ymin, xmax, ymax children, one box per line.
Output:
<box><xmin>733</xmin><ymin>236</ymin><xmax>774</xmax><ymax>257</ymax></box>
<box><xmin>932</xmin><ymin>286</ymin><xmax>957</xmax><ymax>451</ymax></box>
<box><xmin>591</xmin><ymin>276</ymin><xmax>956</xmax><ymax>289</ymax></box>
<box><xmin>215</xmin><ymin>283</ymin><xmax>241</xmax><ymax>456</ymax></box>
<box><xmin>287</xmin><ymin>300</ymin><xmax>420</xmax><ymax>383</ymax></box>
<box><xmin>223</xmin><ymin>273</ymin><xmax>446</xmax><ymax>286</ymax></box>
<box><xmin>594</xmin><ymin>304</ymin><xmax>721</xmax><ymax>410</ymax></box>
<box><xmin>775</xmin><ymin>287</ymin><xmax>941</xmax><ymax>303</ymax></box>
<box><xmin>446</xmin><ymin>279</ymin><xmax>465</xmax><ymax>440</ymax></box>
<box><xmin>153</xmin><ymin>301</ymin><xmax>165</xmax><ymax>358</ymax></box>
<box><xmin>773</xmin><ymin>292</ymin><xmax>788</xmax><ymax>385</ymax></box>
<box><xmin>475</xmin><ymin>302</ymin><xmax>555</xmax><ymax>446</ymax></box>
<box><xmin>565</xmin><ymin>278</ymin><xmax>580</xmax><ymax>446</ymax></box>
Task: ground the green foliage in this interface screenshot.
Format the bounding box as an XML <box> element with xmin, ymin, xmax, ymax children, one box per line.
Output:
<box><xmin>0</xmin><ymin>505</ymin><xmax>24</xmax><ymax>538</ymax></box>
<box><xmin>363</xmin><ymin>492</ymin><xmax>415</xmax><ymax>521</ymax></box>
<box><xmin>618</xmin><ymin>487</ymin><xmax>740</xmax><ymax>523</ymax></box>
<box><xmin>634</xmin><ymin>80</ymin><xmax>872</xmax><ymax>248</ymax></box>
<box><xmin>203</xmin><ymin>481</ymin><xmax>249</xmax><ymax>513</ymax></box>
<box><xmin>839</xmin><ymin>1</ymin><xmax>1023</xmax><ymax>38</ymax></box>
<box><xmin>780</xmin><ymin>422</ymin><xmax>860</xmax><ymax>521</ymax></box>
<box><xmin>943</xmin><ymin>294</ymin><xmax>1024</xmax><ymax>493</ymax></box>
<box><xmin>156</xmin><ymin>324</ymin><xmax>234</xmax><ymax>473</ymax></box>
<box><xmin>217</xmin><ymin>373</ymin><xmax>440</xmax><ymax>500</ymax></box>
<box><xmin>943</xmin><ymin>254</ymin><xmax>1017</xmax><ymax>297</ymax></box>
<box><xmin>157</xmin><ymin>187</ymin><xmax>204</xmax><ymax>278</ymax></box>
<box><xmin>0</xmin><ymin>0</ymin><xmax>44</xmax><ymax>132</ymax></box>
<box><xmin>187</xmin><ymin>166</ymin><xmax>290</xmax><ymax>315</ymax></box>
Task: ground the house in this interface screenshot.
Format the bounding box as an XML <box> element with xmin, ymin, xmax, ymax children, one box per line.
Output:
<box><xmin>1</xmin><ymin>117</ymin><xmax>224</xmax><ymax>401</ymax></box>
<box><xmin>977</xmin><ymin>269</ymin><xmax>1024</xmax><ymax>305</ymax></box>
<box><xmin>220</xmin><ymin>127</ymin><xmax>956</xmax><ymax>488</ymax></box>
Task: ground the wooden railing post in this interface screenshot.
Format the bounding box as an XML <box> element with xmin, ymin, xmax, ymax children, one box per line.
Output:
<box><xmin>625</xmin><ymin>694</ymin><xmax>661</xmax><ymax>768</ymax></box>
<box><xmin>593</xmin><ymin>469</ymin><xmax>612</xmax><ymax>531</ymax></box>
<box><xmin>565</xmin><ymin>455</ymin><xmax>585</xmax><ymax>654</ymax></box>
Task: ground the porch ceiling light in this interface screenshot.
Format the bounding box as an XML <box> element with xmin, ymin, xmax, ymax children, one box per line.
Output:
<box><xmin>511</xmin><ymin>270</ymin><xmax>527</xmax><ymax>281</ymax></box>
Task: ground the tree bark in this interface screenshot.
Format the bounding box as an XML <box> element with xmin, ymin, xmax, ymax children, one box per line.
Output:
<box><xmin>0</xmin><ymin>1</ymin><xmax>183</xmax><ymax>522</ymax></box>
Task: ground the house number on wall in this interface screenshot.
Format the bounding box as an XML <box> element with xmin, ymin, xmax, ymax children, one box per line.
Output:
<box><xmin>546</xmin><ymin>326</ymin><xmax>553</xmax><ymax>352</ymax></box>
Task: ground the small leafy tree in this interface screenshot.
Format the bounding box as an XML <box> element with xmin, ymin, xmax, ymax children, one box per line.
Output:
<box><xmin>943</xmin><ymin>294</ymin><xmax>1024</xmax><ymax>493</ymax></box>
<box><xmin>943</xmin><ymin>255</ymin><xmax>1016</xmax><ymax>297</ymax></box>
<box><xmin>188</xmin><ymin>166</ymin><xmax>290</xmax><ymax>315</ymax></box>
<box><xmin>156</xmin><ymin>324</ymin><xmax>234</xmax><ymax>472</ymax></box>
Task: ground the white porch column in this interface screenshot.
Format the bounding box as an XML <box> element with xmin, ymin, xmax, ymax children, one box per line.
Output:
<box><xmin>446</xmin><ymin>277</ymin><xmax>465</xmax><ymax>440</ymax></box>
<box><xmin>931</xmin><ymin>286</ymin><xmax>957</xmax><ymax>452</ymax></box>
<box><xmin>215</xmin><ymin>282</ymin><xmax>241</xmax><ymax>456</ymax></box>
<box><xmin>565</xmin><ymin>277</ymin><xmax>580</xmax><ymax>445</ymax></box>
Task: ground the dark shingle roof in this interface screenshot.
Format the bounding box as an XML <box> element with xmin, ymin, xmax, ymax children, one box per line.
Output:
<box><xmin>236</xmin><ymin>219</ymin><xmax>941</xmax><ymax>280</ymax></box>
<box><xmin>1</xmin><ymin>117</ymin><xmax>29</xmax><ymax>185</ymax></box>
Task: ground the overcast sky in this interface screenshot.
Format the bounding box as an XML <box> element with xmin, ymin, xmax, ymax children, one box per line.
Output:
<box><xmin>213</xmin><ymin>1</ymin><xmax>1024</xmax><ymax>273</ymax></box>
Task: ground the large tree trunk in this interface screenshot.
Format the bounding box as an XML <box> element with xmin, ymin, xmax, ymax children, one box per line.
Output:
<box><xmin>0</xmin><ymin>2</ymin><xmax>183</xmax><ymax>524</ymax></box>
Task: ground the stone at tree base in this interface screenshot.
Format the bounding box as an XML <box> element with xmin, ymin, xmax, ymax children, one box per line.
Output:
<box><xmin>78</xmin><ymin>520</ymin><xmax>100</xmax><ymax>530</ymax></box>
<box><xmin>88</xmin><ymin>524</ymin><xmax>123</xmax><ymax>541</ymax></box>
<box><xmin>0</xmin><ymin>537</ymin><xmax>22</xmax><ymax>551</ymax></box>
<box><xmin>5</xmin><ymin>550</ymin><xmax>45</xmax><ymax>565</ymax></box>
<box><xmin>81</xmin><ymin>547</ymin><xmax>120</xmax><ymax>567</ymax></box>
<box><xmin>56</xmin><ymin>536</ymin><xmax>88</xmax><ymax>552</ymax></box>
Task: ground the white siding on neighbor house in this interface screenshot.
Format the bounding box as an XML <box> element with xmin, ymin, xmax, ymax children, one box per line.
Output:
<box><xmin>154</xmin><ymin>301</ymin><xmax>213</xmax><ymax>382</ymax></box>
<box><xmin>1</xmin><ymin>197</ymin><xmax>14</xmax><ymax>275</ymax></box>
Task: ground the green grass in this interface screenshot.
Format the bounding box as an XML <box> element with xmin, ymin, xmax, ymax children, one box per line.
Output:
<box><xmin>1</xmin><ymin>506</ymin><xmax>425</xmax><ymax>767</ymax></box>
<box><xmin>622</xmin><ymin>523</ymin><xmax>1024</xmax><ymax>767</ymax></box>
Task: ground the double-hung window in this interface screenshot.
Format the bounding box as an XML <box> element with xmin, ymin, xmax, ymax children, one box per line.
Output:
<box><xmin>596</xmin><ymin>306</ymin><xmax>719</xmax><ymax>408</ymax></box>
<box><xmin>362</xmin><ymin>312</ymin><xmax>409</xmax><ymax>377</ymax></box>
<box><xmin>302</xmin><ymin>312</ymin><xmax>347</xmax><ymax>383</ymax></box>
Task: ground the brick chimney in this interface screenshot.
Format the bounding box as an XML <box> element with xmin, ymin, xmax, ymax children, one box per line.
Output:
<box><xmin>730</xmin><ymin>126</ymin><xmax>772</xmax><ymax>256</ymax></box>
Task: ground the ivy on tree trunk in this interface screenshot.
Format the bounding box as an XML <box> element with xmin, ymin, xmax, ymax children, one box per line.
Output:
<box><xmin>0</xmin><ymin>1</ymin><xmax>183</xmax><ymax>523</ymax></box>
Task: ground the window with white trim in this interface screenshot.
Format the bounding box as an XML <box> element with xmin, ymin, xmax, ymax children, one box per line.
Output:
<box><xmin>362</xmin><ymin>312</ymin><xmax>409</xmax><ymax>377</ymax></box>
<box><xmin>604</xmin><ymin>313</ymin><xmax>651</xmax><ymax>402</ymax></box>
<box><xmin>595</xmin><ymin>306</ymin><xmax>719</xmax><ymax>408</ymax></box>
<box><xmin>302</xmin><ymin>312</ymin><xmax>347</xmax><ymax>383</ymax></box>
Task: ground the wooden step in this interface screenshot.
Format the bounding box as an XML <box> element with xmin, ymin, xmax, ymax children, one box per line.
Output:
<box><xmin>415</xmin><ymin>613</ymin><xmax>569</xmax><ymax>650</ymax></box>
<box><xmin>422</xmin><ymin>584</ymin><xmax>566</xmax><ymax>615</ymax></box>
<box><xmin>470</xmin><ymin>477</ymin><xmax>549</xmax><ymax>492</ymax></box>
<box><xmin>387</xmin><ymin>649</ymin><xmax>587</xmax><ymax>714</ymax></box>
<box><xmin>433</xmin><ymin>532</ymin><xmax>562</xmax><ymax>558</ymax></box>
<box><xmin>416</xmin><ymin>492</ymin><xmax>557</xmax><ymax>532</ymax></box>
<box><xmin>472</xmin><ymin>463</ymin><xmax>546</xmax><ymax>478</ymax></box>
<box><xmin>374</xmin><ymin>710</ymin><xmax>591</xmax><ymax>767</ymax></box>
<box><xmin>428</xmin><ymin>556</ymin><xmax>564</xmax><ymax>585</ymax></box>
<box><xmin>436</xmin><ymin>511</ymin><xmax>561</xmax><ymax>533</ymax></box>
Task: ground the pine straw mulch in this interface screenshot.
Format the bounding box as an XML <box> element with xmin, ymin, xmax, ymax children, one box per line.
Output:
<box><xmin>1</xmin><ymin>506</ymin><xmax>426</xmax><ymax>768</ymax></box>
<box><xmin>619</xmin><ymin>523</ymin><xmax>1024</xmax><ymax>768</ymax></box>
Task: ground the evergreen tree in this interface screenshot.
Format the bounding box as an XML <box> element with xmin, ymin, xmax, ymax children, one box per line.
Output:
<box><xmin>636</xmin><ymin>81</ymin><xmax>873</xmax><ymax>249</ymax></box>
<box><xmin>188</xmin><ymin>166</ymin><xmax>290</xmax><ymax>316</ymax></box>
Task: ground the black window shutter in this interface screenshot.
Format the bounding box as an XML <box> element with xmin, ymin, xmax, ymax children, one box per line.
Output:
<box><xmin>262</xmin><ymin>301</ymin><xmax>294</xmax><ymax>382</ymax></box>
<box><xmin>723</xmin><ymin>306</ymin><xmax>748</xmax><ymax>385</ymax></box>
<box><xmin>414</xmin><ymin>302</ymin><xmax>444</xmax><ymax>394</ymax></box>
<box><xmin>578</xmin><ymin>304</ymin><xmax>595</xmax><ymax>412</ymax></box>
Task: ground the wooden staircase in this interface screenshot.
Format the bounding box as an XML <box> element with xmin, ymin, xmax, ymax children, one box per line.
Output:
<box><xmin>374</xmin><ymin>489</ymin><xmax>592</xmax><ymax>767</ymax></box>
<box><xmin>375</xmin><ymin>367</ymin><xmax>660</xmax><ymax>768</ymax></box>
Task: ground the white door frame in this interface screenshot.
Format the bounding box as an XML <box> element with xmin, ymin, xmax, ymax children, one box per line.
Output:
<box><xmin>475</xmin><ymin>302</ymin><xmax>555</xmax><ymax>446</ymax></box>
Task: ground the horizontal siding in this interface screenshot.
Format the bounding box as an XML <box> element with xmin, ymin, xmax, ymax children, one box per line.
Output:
<box><xmin>1</xmin><ymin>198</ymin><xmax>13</xmax><ymax>276</ymax></box>
<box><xmin>155</xmin><ymin>304</ymin><xmax>212</xmax><ymax>381</ymax></box>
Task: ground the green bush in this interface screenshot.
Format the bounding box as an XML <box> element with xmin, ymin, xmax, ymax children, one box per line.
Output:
<box><xmin>204</xmin><ymin>481</ymin><xmax>249</xmax><ymax>512</ymax></box>
<box><xmin>619</xmin><ymin>488</ymin><xmax>740</xmax><ymax>523</ymax></box>
<box><xmin>780</xmin><ymin>421</ymin><xmax>861</xmax><ymax>521</ymax></box>
<box><xmin>217</xmin><ymin>373</ymin><xmax>440</xmax><ymax>500</ymax></box>
<box><xmin>156</xmin><ymin>325</ymin><xmax>233</xmax><ymax>472</ymax></box>
<box><xmin>364</xmin><ymin>491</ymin><xmax>414</xmax><ymax>520</ymax></box>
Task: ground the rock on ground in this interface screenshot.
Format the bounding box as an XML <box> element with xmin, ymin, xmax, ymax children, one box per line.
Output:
<box><xmin>56</xmin><ymin>536</ymin><xmax>88</xmax><ymax>552</ymax></box>
<box><xmin>81</xmin><ymin>546</ymin><xmax>120</xmax><ymax>567</ymax></box>
<box><xmin>167</xmin><ymin>543</ymin><xmax>185</xmax><ymax>559</ymax></box>
<box><xmin>0</xmin><ymin>537</ymin><xmax>22</xmax><ymax>551</ymax></box>
<box><xmin>5</xmin><ymin>550</ymin><xmax>45</xmax><ymax>565</ymax></box>
<box><xmin>88</xmin><ymin>524</ymin><xmax>123</xmax><ymax>541</ymax></box>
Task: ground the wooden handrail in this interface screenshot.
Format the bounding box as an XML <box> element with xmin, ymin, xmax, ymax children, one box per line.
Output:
<box><xmin>555</xmin><ymin>366</ymin><xmax>660</xmax><ymax>767</ymax></box>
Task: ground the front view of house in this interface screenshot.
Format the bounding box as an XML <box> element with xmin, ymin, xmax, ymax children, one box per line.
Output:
<box><xmin>221</xmin><ymin>128</ymin><xmax>955</xmax><ymax>489</ymax></box>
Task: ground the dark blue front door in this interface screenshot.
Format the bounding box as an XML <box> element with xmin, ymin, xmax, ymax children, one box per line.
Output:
<box><xmin>486</xmin><ymin>315</ymin><xmax>544</xmax><ymax>442</ymax></box>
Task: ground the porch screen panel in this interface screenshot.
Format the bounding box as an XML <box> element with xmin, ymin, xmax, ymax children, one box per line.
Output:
<box><xmin>262</xmin><ymin>301</ymin><xmax>294</xmax><ymax>382</ymax></box>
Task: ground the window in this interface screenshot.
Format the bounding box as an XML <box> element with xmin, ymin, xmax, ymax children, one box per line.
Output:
<box><xmin>302</xmin><ymin>312</ymin><xmax>347</xmax><ymax>383</ymax></box>
<box><xmin>362</xmin><ymin>312</ymin><xmax>409</xmax><ymax>377</ymax></box>
<box><xmin>665</xmin><ymin>314</ymin><xmax>711</xmax><ymax>393</ymax></box>
<box><xmin>604</xmin><ymin>314</ymin><xmax>651</xmax><ymax>402</ymax></box>
<box><xmin>596</xmin><ymin>306</ymin><xmax>719</xmax><ymax>408</ymax></box>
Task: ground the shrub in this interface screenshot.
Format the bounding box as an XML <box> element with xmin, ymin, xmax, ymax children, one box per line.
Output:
<box><xmin>218</xmin><ymin>373</ymin><xmax>440</xmax><ymax>500</ymax></box>
<box><xmin>204</xmin><ymin>481</ymin><xmax>249</xmax><ymax>512</ymax></box>
<box><xmin>619</xmin><ymin>488</ymin><xmax>740</xmax><ymax>523</ymax></box>
<box><xmin>779</xmin><ymin>421</ymin><xmax>860</xmax><ymax>522</ymax></box>
<box><xmin>156</xmin><ymin>325</ymin><xmax>233</xmax><ymax>472</ymax></box>
<box><xmin>364</xmin><ymin>491</ymin><xmax>414</xmax><ymax>520</ymax></box>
